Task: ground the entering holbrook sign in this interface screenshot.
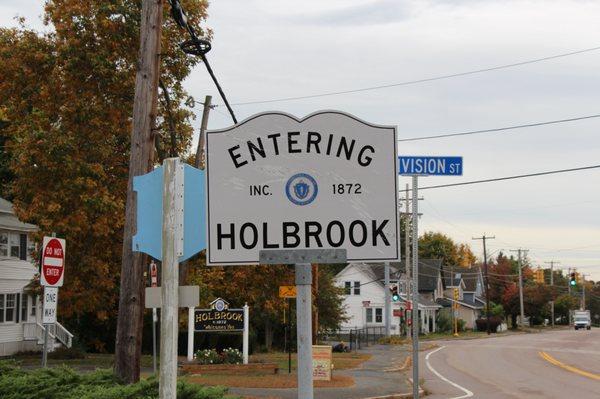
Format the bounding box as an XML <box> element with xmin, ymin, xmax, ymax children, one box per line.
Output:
<box><xmin>206</xmin><ymin>111</ymin><xmax>400</xmax><ymax>265</ymax></box>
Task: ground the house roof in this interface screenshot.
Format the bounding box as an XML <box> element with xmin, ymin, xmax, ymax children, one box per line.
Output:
<box><xmin>442</xmin><ymin>269</ymin><xmax>463</xmax><ymax>287</ymax></box>
<box><xmin>463</xmin><ymin>268</ymin><xmax>481</xmax><ymax>292</ymax></box>
<box><xmin>365</xmin><ymin>263</ymin><xmax>401</xmax><ymax>281</ymax></box>
<box><xmin>392</xmin><ymin>259</ymin><xmax>443</xmax><ymax>292</ymax></box>
<box><xmin>400</xmin><ymin>293</ymin><xmax>441</xmax><ymax>309</ymax></box>
<box><xmin>436</xmin><ymin>296</ymin><xmax>484</xmax><ymax>310</ymax></box>
<box><xmin>0</xmin><ymin>198</ymin><xmax>38</xmax><ymax>232</ymax></box>
<box><xmin>340</xmin><ymin>260</ymin><xmax>443</xmax><ymax>293</ymax></box>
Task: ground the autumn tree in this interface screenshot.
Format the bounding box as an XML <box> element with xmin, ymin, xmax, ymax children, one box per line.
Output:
<box><xmin>0</xmin><ymin>0</ymin><xmax>209</xmax><ymax>355</ymax></box>
<box><xmin>418</xmin><ymin>231</ymin><xmax>475</xmax><ymax>267</ymax></box>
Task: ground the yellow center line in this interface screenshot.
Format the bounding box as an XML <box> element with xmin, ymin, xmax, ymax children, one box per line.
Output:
<box><xmin>538</xmin><ymin>351</ymin><xmax>600</xmax><ymax>381</ymax></box>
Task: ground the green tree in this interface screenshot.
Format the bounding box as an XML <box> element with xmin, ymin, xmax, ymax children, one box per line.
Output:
<box><xmin>554</xmin><ymin>293</ymin><xmax>579</xmax><ymax>325</ymax></box>
<box><xmin>0</xmin><ymin>0</ymin><xmax>209</xmax><ymax>351</ymax></box>
<box><xmin>419</xmin><ymin>232</ymin><xmax>457</xmax><ymax>265</ymax></box>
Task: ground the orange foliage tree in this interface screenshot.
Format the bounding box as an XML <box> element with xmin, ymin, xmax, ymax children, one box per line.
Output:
<box><xmin>0</xmin><ymin>0</ymin><xmax>209</xmax><ymax>351</ymax></box>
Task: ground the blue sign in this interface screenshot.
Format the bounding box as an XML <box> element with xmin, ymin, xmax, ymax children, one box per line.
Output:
<box><xmin>398</xmin><ymin>156</ymin><xmax>463</xmax><ymax>176</ymax></box>
<box><xmin>132</xmin><ymin>164</ymin><xmax>206</xmax><ymax>262</ymax></box>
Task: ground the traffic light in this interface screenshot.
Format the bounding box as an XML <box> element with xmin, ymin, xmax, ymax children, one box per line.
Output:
<box><xmin>453</xmin><ymin>288</ymin><xmax>459</xmax><ymax>301</ymax></box>
<box><xmin>390</xmin><ymin>285</ymin><xmax>400</xmax><ymax>302</ymax></box>
<box><xmin>570</xmin><ymin>272</ymin><xmax>577</xmax><ymax>286</ymax></box>
<box><xmin>534</xmin><ymin>268</ymin><xmax>545</xmax><ymax>284</ymax></box>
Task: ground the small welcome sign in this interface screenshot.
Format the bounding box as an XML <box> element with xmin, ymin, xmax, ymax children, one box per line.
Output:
<box><xmin>194</xmin><ymin>298</ymin><xmax>245</xmax><ymax>332</ymax></box>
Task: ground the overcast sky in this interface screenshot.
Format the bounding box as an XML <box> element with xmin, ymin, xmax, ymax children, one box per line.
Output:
<box><xmin>2</xmin><ymin>0</ymin><xmax>599</xmax><ymax>280</ymax></box>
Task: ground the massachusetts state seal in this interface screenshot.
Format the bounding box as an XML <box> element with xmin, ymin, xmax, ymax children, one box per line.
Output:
<box><xmin>285</xmin><ymin>173</ymin><xmax>318</xmax><ymax>206</ymax></box>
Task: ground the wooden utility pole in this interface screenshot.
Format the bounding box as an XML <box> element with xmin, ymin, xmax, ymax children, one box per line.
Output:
<box><xmin>545</xmin><ymin>260</ymin><xmax>559</xmax><ymax>327</ymax></box>
<box><xmin>115</xmin><ymin>0</ymin><xmax>163</xmax><ymax>383</ymax></box>
<box><xmin>473</xmin><ymin>234</ymin><xmax>495</xmax><ymax>335</ymax></box>
<box><xmin>312</xmin><ymin>264</ymin><xmax>319</xmax><ymax>344</ymax></box>
<box><xmin>194</xmin><ymin>95</ymin><xmax>212</xmax><ymax>169</ymax></box>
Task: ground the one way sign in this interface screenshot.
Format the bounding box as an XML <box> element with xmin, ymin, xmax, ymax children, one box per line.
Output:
<box><xmin>42</xmin><ymin>287</ymin><xmax>58</xmax><ymax>324</ymax></box>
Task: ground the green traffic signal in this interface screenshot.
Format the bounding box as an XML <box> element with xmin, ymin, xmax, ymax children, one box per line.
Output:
<box><xmin>569</xmin><ymin>272</ymin><xmax>577</xmax><ymax>286</ymax></box>
<box><xmin>391</xmin><ymin>285</ymin><xmax>400</xmax><ymax>302</ymax></box>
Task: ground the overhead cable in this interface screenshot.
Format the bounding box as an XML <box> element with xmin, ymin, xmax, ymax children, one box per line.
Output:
<box><xmin>417</xmin><ymin>165</ymin><xmax>600</xmax><ymax>191</ymax></box>
<box><xmin>398</xmin><ymin>113</ymin><xmax>600</xmax><ymax>142</ymax></box>
<box><xmin>228</xmin><ymin>45</ymin><xmax>600</xmax><ymax>106</ymax></box>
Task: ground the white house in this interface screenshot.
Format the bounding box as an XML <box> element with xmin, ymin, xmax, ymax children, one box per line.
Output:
<box><xmin>437</xmin><ymin>268</ymin><xmax>485</xmax><ymax>329</ymax></box>
<box><xmin>335</xmin><ymin>260</ymin><xmax>444</xmax><ymax>334</ymax></box>
<box><xmin>0</xmin><ymin>197</ymin><xmax>73</xmax><ymax>356</ymax></box>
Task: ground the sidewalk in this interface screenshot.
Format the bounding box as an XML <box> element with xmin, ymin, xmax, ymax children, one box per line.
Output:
<box><xmin>229</xmin><ymin>345</ymin><xmax>412</xmax><ymax>399</ymax></box>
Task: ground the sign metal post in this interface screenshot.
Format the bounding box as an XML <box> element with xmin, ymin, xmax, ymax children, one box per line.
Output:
<box><xmin>150</xmin><ymin>260</ymin><xmax>158</xmax><ymax>373</ymax></box>
<box><xmin>40</xmin><ymin>233</ymin><xmax>65</xmax><ymax>368</ymax></box>
<box><xmin>243</xmin><ymin>303</ymin><xmax>249</xmax><ymax>364</ymax></box>
<box><xmin>398</xmin><ymin>155</ymin><xmax>463</xmax><ymax>398</ymax></box>
<box><xmin>279</xmin><ymin>286</ymin><xmax>296</xmax><ymax>374</ymax></box>
<box><xmin>411</xmin><ymin>175</ymin><xmax>419</xmax><ymax>399</ymax></box>
<box><xmin>288</xmin><ymin>297</ymin><xmax>292</xmax><ymax>374</ymax></box>
<box><xmin>261</xmin><ymin>249</ymin><xmax>346</xmax><ymax>399</ymax></box>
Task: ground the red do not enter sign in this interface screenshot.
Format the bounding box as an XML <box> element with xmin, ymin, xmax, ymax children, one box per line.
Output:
<box><xmin>41</xmin><ymin>237</ymin><xmax>66</xmax><ymax>287</ymax></box>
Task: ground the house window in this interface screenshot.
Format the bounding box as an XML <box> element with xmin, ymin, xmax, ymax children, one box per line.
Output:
<box><xmin>0</xmin><ymin>232</ymin><xmax>7</xmax><ymax>257</ymax></box>
<box><xmin>9</xmin><ymin>234</ymin><xmax>19</xmax><ymax>258</ymax></box>
<box><xmin>375</xmin><ymin>308</ymin><xmax>383</xmax><ymax>323</ymax></box>
<box><xmin>21</xmin><ymin>295</ymin><xmax>28</xmax><ymax>322</ymax></box>
<box><xmin>0</xmin><ymin>294</ymin><xmax>18</xmax><ymax>322</ymax></box>
<box><xmin>366</xmin><ymin>307</ymin><xmax>383</xmax><ymax>324</ymax></box>
<box><xmin>0</xmin><ymin>232</ymin><xmax>23</xmax><ymax>259</ymax></box>
<box><xmin>344</xmin><ymin>281</ymin><xmax>361</xmax><ymax>295</ymax></box>
<box><xmin>344</xmin><ymin>281</ymin><xmax>351</xmax><ymax>295</ymax></box>
<box><xmin>366</xmin><ymin>308</ymin><xmax>373</xmax><ymax>323</ymax></box>
<box><xmin>31</xmin><ymin>295</ymin><xmax>37</xmax><ymax>316</ymax></box>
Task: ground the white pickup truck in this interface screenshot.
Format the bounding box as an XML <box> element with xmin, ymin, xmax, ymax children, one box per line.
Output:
<box><xmin>574</xmin><ymin>310</ymin><xmax>591</xmax><ymax>330</ymax></box>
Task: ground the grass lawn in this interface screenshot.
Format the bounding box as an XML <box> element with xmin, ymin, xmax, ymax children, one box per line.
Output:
<box><xmin>185</xmin><ymin>373</ymin><xmax>354</xmax><ymax>389</ymax></box>
<box><xmin>249</xmin><ymin>351</ymin><xmax>371</xmax><ymax>371</ymax></box>
<box><xmin>418</xmin><ymin>330</ymin><xmax>489</xmax><ymax>341</ymax></box>
<box><xmin>183</xmin><ymin>351</ymin><xmax>370</xmax><ymax>389</ymax></box>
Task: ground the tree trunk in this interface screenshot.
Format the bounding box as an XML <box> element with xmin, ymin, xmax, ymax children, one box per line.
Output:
<box><xmin>265</xmin><ymin>319</ymin><xmax>273</xmax><ymax>351</ymax></box>
<box><xmin>114</xmin><ymin>0</ymin><xmax>163</xmax><ymax>384</ymax></box>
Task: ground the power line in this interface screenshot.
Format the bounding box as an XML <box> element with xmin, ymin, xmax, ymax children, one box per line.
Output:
<box><xmin>226</xmin><ymin>45</ymin><xmax>600</xmax><ymax>106</ymax></box>
<box><xmin>168</xmin><ymin>0</ymin><xmax>237</xmax><ymax>123</ymax></box>
<box><xmin>418</xmin><ymin>164</ymin><xmax>600</xmax><ymax>191</ymax></box>
<box><xmin>398</xmin><ymin>113</ymin><xmax>600</xmax><ymax>142</ymax></box>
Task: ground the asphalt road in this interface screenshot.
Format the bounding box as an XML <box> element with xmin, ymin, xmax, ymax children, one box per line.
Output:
<box><xmin>420</xmin><ymin>328</ymin><xmax>600</xmax><ymax>399</ymax></box>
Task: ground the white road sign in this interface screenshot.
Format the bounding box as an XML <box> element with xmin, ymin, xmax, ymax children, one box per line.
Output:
<box><xmin>42</xmin><ymin>287</ymin><xmax>58</xmax><ymax>324</ymax></box>
<box><xmin>206</xmin><ymin>111</ymin><xmax>400</xmax><ymax>265</ymax></box>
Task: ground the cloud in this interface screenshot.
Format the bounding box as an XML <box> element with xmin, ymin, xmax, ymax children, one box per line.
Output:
<box><xmin>282</xmin><ymin>0</ymin><xmax>412</xmax><ymax>26</ymax></box>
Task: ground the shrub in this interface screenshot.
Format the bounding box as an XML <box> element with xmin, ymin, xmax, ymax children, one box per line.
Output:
<box><xmin>0</xmin><ymin>361</ymin><xmax>231</xmax><ymax>399</ymax></box>
<box><xmin>195</xmin><ymin>349</ymin><xmax>221</xmax><ymax>365</ymax></box>
<box><xmin>457</xmin><ymin>319</ymin><xmax>466</xmax><ymax>332</ymax></box>
<box><xmin>220</xmin><ymin>348</ymin><xmax>243</xmax><ymax>364</ymax></box>
<box><xmin>436</xmin><ymin>311</ymin><xmax>452</xmax><ymax>333</ymax></box>
<box><xmin>49</xmin><ymin>346</ymin><xmax>86</xmax><ymax>360</ymax></box>
<box><xmin>194</xmin><ymin>348</ymin><xmax>243</xmax><ymax>365</ymax></box>
<box><xmin>475</xmin><ymin>316</ymin><xmax>503</xmax><ymax>332</ymax></box>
